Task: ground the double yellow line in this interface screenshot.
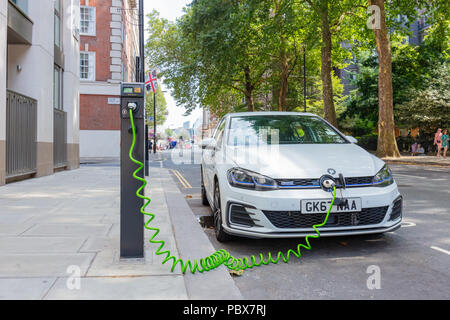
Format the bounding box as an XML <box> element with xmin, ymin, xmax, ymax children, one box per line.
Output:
<box><xmin>171</xmin><ymin>169</ymin><xmax>192</xmax><ymax>189</ymax></box>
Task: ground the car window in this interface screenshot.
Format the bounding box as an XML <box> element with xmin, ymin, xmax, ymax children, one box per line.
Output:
<box><xmin>228</xmin><ymin>115</ymin><xmax>346</xmax><ymax>145</ymax></box>
<box><xmin>214</xmin><ymin>119</ymin><xmax>227</xmax><ymax>148</ymax></box>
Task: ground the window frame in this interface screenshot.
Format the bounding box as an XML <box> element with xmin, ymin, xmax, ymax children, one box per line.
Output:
<box><xmin>53</xmin><ymin>65</ymin><xmax>63</xmax><ymax>110</ymax></box>
<box><xmin>80</xmin><ymin>5</ymin><xmax>96</xmax><ymax>36</ymax></box>
<box><xmin>80</xmin><ymin>51</ymin><xmax>96</xmax><ymax>82</ymax></box>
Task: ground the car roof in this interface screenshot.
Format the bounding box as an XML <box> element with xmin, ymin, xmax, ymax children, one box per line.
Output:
<box><xmin>226</xmin><ymin>111</ymin><xmax>319</xmax><ymax>118</ymax></box>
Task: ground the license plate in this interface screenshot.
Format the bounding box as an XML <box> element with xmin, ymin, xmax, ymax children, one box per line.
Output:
<box><xmin>301</xmin><ymin>198</ymin><xmax>361</xmax><ymax>214</ymax></box>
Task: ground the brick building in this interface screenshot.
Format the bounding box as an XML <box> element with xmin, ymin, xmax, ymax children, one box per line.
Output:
<box><xmin>79</xmin><ymin>0</ymin><xmax>139</xmax><ymax>158</ymax></box>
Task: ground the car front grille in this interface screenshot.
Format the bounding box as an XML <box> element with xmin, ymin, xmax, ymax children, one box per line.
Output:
<box><xmin>229</xmin><ymin>204</ymin><xmax>256</xmax><ymax>227</ymax></box>
<box><xmin>345</xmin><ymin>176</ymin><xmax>373</xmax><ymax>186</ymax></box>
<box><xmin>275</xmin><ymin>176</ymin><xmax>374</xmax><ymax>189</ymax></box>
<box><xmin>389</xmin><ymin>197</ymin><xmax>402</xmax><ymax>221</ymax></box>
<box><xmin>262</xmin><ymin>206</ymin><xmax>389</xmax><ymax>229</ymax></box>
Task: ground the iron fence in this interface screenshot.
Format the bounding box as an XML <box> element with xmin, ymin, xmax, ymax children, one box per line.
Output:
<box><xmin>6</xmin><ymin>90</ymin><xmax>37</xmax><ymax>178</ymax></box>
<box><xmin>53</xmin><ymin>108</ymin><xmax>67</xmax><ymax>168</ymax></box>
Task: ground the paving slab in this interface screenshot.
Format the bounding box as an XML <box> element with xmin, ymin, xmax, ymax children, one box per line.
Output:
<box><xmin>22</xmin><ymin>223</ymin><xmax>111</xmax><ymax>237</ymax></box>
<box><xmin>0</xmin><ymin>278</ymin><xmax>56</xmax><ymax>300</ymax></box>
<box><xmin>0</xmin><ymin>223</ymin><xmax>34</xmax><ymax>236</ymax></box>
<box><xmin>0</xmin><ymin>253</ymin><xmax>95</xmax><ymax>277</ymax></box>
<box><xmin>0</xmin><ymin>237</ymin><xmax>86</xmax><ymax>253</ymax></box>
<box><xmin>45</xmin><ymin>275</ymin><xmax>188</xmax><ymax>300</ymax></box>
<box><xmin>86</xmin><ymin>248</ymin><xmax>181</xmax><ymax>277</ymax></box>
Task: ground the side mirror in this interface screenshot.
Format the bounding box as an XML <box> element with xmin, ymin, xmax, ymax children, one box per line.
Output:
<box><xmin>346</xmin><ymin>136</ymin><xmax>358</xmax><ymax>144</ymax></box>
<box><xmin>199</xmin><ymin>138</ymin><xmax>216</xmax><ymax>149</ymax></box>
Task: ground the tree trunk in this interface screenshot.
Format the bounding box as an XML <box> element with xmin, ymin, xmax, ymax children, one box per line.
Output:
<box><xmin>278</xmin><ymin>43</ymin><xmax>289</xmax><ymax>111</ymax></box>
<box><xmin>278</xmin><ymin>38</ymin><xmax>289</xmax><ymax>111</ymax></box>
<box><xmin>320</xmin><ymin>2</ymin><xmax>338</xmax><ymax>127</ymax></box>
<box><xmin>244</xmin><ymin>66</ymin><xmax>255</xmax><ymax>112</ymax></box>
<box><xmin>369</xmin><ymin>0</ymin><xmax>400</xmax><ymax>158</ymax></box>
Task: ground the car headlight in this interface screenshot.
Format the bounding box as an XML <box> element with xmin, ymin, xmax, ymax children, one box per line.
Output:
<box><xmin>227</xmin><ymin>168</ymin><xmax>278</xmax><ymax>191</ymax></box>
<box><xmin>373</xmin><ymin>165</ymin><xmax>394</xmax><ymax>187</ymax></box>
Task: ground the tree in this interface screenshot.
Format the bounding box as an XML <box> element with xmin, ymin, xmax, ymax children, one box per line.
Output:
<box><xmin>303</xmin><ymin>0</ymin><xmax>367</xmax><ymax>127</ymax></box>
<box><xmin>396</xmin><ymin>62</ymin><xmax>450</xmax><ymax>133</ymax></box>
<box><xmin>368</xmin><ymin>0</ymin><xmax>400</xmax><ymax>157</ymax></box>
<box><xmin>145</xmin><ymin>86</ymin><xmax>168</xmax><ymax>127</ymax></box>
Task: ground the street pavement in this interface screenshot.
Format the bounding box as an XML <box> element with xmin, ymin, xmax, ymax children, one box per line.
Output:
<box><xmin>0</xmin><ymin>160</ymin><xmax>241</xmax><ymax>300</ymax></box>
<box><xmin>155</xmin><ymin>149</ymin><xmax>450</xmax><ymax>300</ymax></box>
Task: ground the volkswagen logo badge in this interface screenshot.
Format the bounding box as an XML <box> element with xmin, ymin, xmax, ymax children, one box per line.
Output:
<box><xmin>327</xmin><ymin>168</ymin><xmax>336</xmax><ymax>175</ymax></box>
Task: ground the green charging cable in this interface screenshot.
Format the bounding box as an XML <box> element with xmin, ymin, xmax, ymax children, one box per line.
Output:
<box><xmin>128</xmin><ymin>109</ymin><xmax>336</xmax><ymax>274</ymax></box>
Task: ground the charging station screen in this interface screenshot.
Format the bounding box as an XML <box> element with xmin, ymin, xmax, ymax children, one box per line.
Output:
<box><xmin>123</xmin><ymin>87</ymin><xmax>133</xmax><ymax>94</ymax></box>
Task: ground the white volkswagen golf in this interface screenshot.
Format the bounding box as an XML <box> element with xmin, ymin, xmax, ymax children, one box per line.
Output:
<box><xmin>201</xmin><ymin>112</ymin><xmax>402</xmax><ymax>242</ymax></box>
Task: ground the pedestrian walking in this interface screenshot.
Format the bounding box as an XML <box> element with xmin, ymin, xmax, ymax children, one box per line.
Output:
<box><xmin>434</xmin><ymin>128</ymin><xmax>443</xmax><ymax>157</ymax></box>
<box><xmin>441</xmin><ymin>129</ymin><xmax>449</xmax><ymax>159</ymax></box>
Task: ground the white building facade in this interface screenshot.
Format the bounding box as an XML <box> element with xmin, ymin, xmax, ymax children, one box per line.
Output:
<box><xmin>0</xmin><ymin>0</ymin><xmax>80</xmax><ymax>185</ymax></box>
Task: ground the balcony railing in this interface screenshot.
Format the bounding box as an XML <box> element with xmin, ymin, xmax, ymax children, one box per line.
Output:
<box><xmin>54</xmin><ymin>109</ymin><xmax>67</xmax><ymax>168</ymax></box>
<box><xmin>6</xmin><ymin>90</ymin><xmax>37</xmax><ymax>178</ymax></box>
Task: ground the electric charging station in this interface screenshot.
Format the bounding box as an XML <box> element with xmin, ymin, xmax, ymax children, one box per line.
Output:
<box><xmin>120</xmin><ymin>82</ymin><xmax>145</xmax><ymax>259</ymax></box>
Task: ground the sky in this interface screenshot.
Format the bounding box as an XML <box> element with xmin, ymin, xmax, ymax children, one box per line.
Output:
<box><xmin>144</xmin><ymin>0</ymin><xmax>202</xmax><ymax>130</ymax></box>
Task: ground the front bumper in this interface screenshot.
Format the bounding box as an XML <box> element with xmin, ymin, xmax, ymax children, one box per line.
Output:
<box><xmin>220</xmin><ymin>181</ymin><xmax>402</xmax><ymax>239</ymax></box>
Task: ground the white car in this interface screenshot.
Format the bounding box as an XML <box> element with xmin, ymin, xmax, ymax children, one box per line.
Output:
<box><xmin>201</xmin><ymin>112</ymin><xmax>402</xmax><ymax>242</ymax></box>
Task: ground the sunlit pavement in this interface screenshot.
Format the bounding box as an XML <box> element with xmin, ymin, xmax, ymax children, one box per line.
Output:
<box><xmin>155</xmin><ymin>151</ymin><xmax>450</xmax><ymax>300</ymax></box>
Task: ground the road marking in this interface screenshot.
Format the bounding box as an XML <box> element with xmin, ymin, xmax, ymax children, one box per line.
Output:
<box><xmin>332</xmin><ymin>256</ymin><xmax>366</xmax><ymax>261</ymax></box>
<box><xmin>430</xmin><ymin>246</ymin><xmax>450</xmax><ymax>256</ymax></box>
<box><xmin>171</xmin><ymin>169</ymin><xmax>192</xmax><ymax>189</ymax></box>
<box><xmin>401</xmin><ymin>221</ymin><xmax>416</xmax><ymax>228</ymax></box>
<box><xmin>171</xmin><ymin>170</ymin><xmax>188</xmax><ymax>188</ymax></box>
<box><xmin>176</xmin><ymin>170</ymin><xmax>192</xmax><ymax>188</ymax></box>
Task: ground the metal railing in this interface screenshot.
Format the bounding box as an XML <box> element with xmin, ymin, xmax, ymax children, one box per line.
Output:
<box><xmin>6</xmin><ymin>90</ymin><xmax>37</xmax><ymax>178</ymax></box>
<box><xmin>53</xmin><ymin>109</ymin><xmax>67</xmax><ymax>168</ymax></box>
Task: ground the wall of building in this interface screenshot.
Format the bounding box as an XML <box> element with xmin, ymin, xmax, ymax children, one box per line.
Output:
<box><xmin>80</xmin><ymin>130</ymin><xmax>120</xmax><ymax>157</ymax></box>
<box><xmin>64</xmin><ymin>0</ymin><xmax>81</xmax><ymax>170</ymax></box>
<box><xmin>0</xmin><ymin>0</ymin><xmax>7</xmax><ymax>185</ymax></box>
<box><xmin>7</xmin><ymin>0</ymin><xmax>55</xmax><ymax>177</ymax></box>
<box><xmin>79</xmin><ymin>0</ymin><xmax>139</xmax><ymax>159</ymax></box>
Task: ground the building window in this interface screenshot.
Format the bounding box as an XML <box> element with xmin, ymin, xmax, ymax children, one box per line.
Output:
<box><xmin>80</xmin><ymin>6</ymin><xmax>96</xmax><ymax>36</ymax></box>
<box><xmin>11</xmin><ymin>0</ymin><xmax>28</xmax><ymax>14</ymax></box>
<box><xmin>54</xmin><ymin>66</ymin><xmax>63</xmax><ymax>110</ymax></box>
<box><xmin>80</xmin><ymin>52</ymin><xmax>96</xmax><ymax>81</ymax></box>
<box><xmin>54</xmin><ymin>0</ymin><xmax>62</xmax><ymax>48</ymax></box>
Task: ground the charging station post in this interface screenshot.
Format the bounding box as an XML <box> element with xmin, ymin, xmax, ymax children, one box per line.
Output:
<box><xmin>120</xmin><ymin>82</ymin><xmax>145</xmax><ymax>259</ymax></box>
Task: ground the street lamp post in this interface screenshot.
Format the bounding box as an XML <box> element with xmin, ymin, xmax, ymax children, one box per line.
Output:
<box><xmin>303</xmin><ymin>46</ymin><xmax>307</xmax><ymax>113</ymax></box>
<box><xmin>153</xmin><ymin>92</ymin><xmax>157</xmax><ymax>154</ymax></box>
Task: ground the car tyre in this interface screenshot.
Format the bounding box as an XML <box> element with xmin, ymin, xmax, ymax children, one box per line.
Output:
<box><xmin>213</xmin><ymin>180</ymin><xmax>231</xmax><ymax>242</ymax></box>
<box><xmin>201</xmin><ymin>167</ymin><xmax>209</xmax><ymax>206</ymax></box>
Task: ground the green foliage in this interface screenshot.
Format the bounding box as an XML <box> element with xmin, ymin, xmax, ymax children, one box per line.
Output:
<box><xmin>340</xmin><ymin>115</ymin><xmax>376</xmax><ymax>136</ymax></box>
<box><xmin>145</xmin><ymin>86</ymin><xmax>168</xmax><ymax>126</ymax></box>
<box><xmin>341</xmin><ymin>20</ymin><xmax>450</xmax><ymax>127</ymax></box>
<box><xmin>356</xmin><ymin>133</ymin><xmax>378</xmax><ymax>151</ymax></box>
<box><xmin>297</xmin><ymin>74</ymin><xmax>346</xmax><ymax>118</ymax></box>
<box><xmin>165</xmin><ymin>128</ymin><xmax>174</xmax><ymax>138</ymax></box>
<box><xmin>396</xmin><ymin>62</ymin><xmax>450</xmax><ymax>133</ymax></box>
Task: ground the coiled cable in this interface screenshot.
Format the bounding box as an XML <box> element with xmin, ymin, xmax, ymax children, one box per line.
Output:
<box><xmin>128</xmin><ymin>110</ymin><xmax>336</xmax><ymax>274</ymax></box>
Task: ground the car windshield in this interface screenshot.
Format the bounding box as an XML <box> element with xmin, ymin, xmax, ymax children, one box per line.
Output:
<box><xmin>228</xmin><ymin>115</ymin><xmax>347</xmax><ymax>145</ymax></box>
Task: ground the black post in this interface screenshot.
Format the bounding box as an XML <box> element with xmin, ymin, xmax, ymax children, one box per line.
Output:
<box><xmin>303</xmin><ymin>48</ymin><xmax>307</xmax><ymax>113</ymax></box>
<box><xmin>120</xmin><ymin>83</ymin><xmax>145</xmax><ymax>259</ymax></box>
<box><xmin>139</xmin><ymin>0</ymin><xmax>145</xmax><ymax>83</ymax></box>
<box><xmin>153</xmin><ymin>92</ymin><xmax>157</xmax><ymax>154</ymax></box>
<box><xmin>145</xmin><ymin>124</ymin><xmax>149</xmax><ymax>176</ymax></box>
<box><xmin>138</xmin><ymin>0</ymin><xmax>149</xmax><ymax>175</ymax></box>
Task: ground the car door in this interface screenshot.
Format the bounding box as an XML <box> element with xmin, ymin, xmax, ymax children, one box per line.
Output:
<box><xmin>203</xmin><ymin>118</ymin><xmax>227</xmax><ymax>203</ymax></box>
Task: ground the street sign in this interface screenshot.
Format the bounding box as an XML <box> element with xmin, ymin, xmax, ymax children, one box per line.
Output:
<box><xmin>145</xmin><ymin>70</ymin><xmax>159</xmax><ymax>93</ymax></box>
